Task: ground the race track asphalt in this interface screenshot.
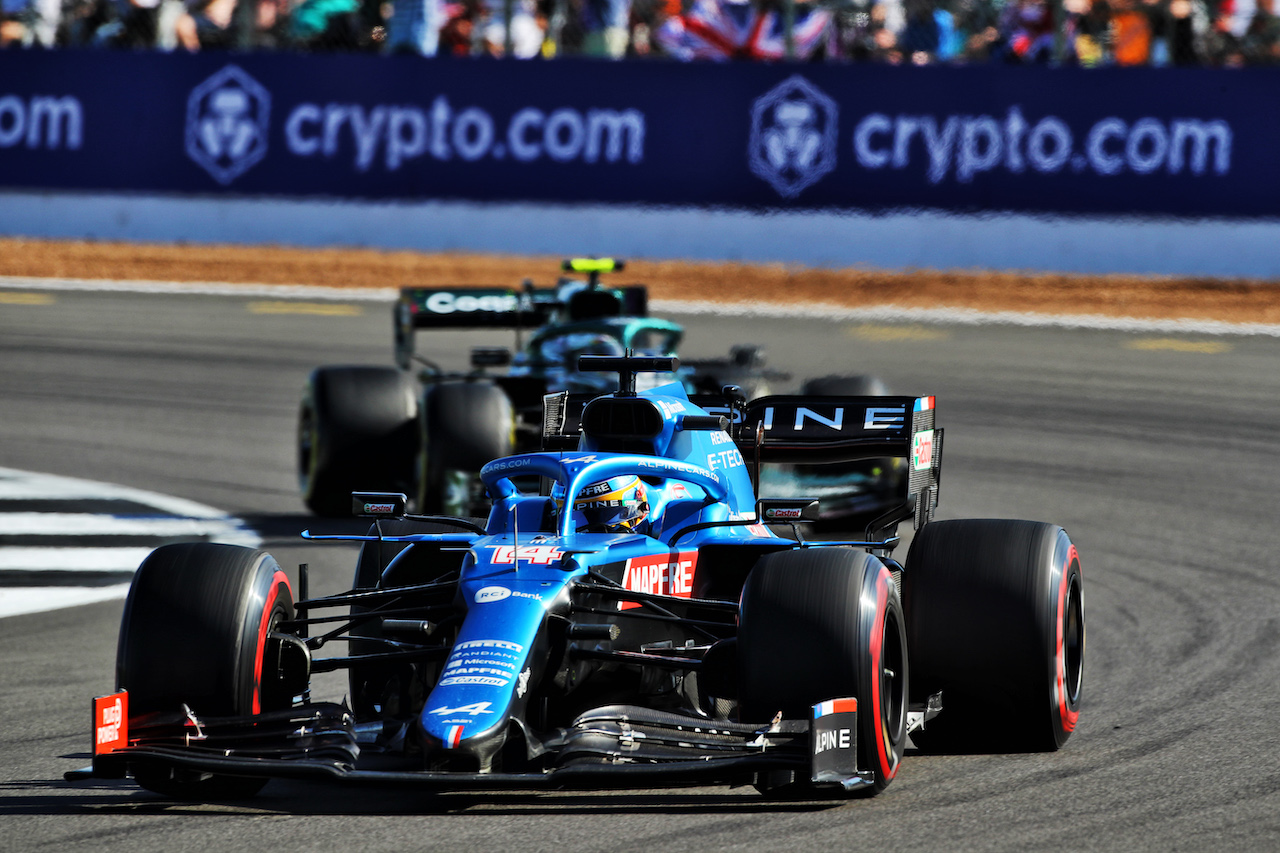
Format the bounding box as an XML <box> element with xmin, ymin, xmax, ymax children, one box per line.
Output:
<box><xmin>2</xmin><ymin>284</ymin><xmax>1279</xmax><ymax>852</ymax></box>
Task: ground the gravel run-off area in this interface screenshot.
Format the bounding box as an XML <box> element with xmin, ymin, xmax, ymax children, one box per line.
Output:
<box><xmin>4</xmin><ymin>237</ymin><xmax>1280</xmax><ymax>324</ymax></box>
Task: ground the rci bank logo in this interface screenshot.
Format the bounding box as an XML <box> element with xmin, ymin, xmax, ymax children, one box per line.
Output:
<box><xmin>186</xmin><ymin>65</ymin><xmax>270</xmax><ymax>185</ymax></box>
<box><xmin>748</xmin><ymin>75</ymin><xmax>838</xmax><ymax>199</ymax></box>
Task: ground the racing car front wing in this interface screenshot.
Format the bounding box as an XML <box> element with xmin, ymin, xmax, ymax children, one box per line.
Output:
<box><xmin>70</xmin><ymin>695</ymin><xmax>941</xmax><ymax>793</ymax></box>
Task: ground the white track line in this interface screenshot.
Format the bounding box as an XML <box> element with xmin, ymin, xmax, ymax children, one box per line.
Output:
<box><xmin>0</xmin><ymin>547</ymin><xmax>158</xmax><ymax>571</ymax></box>
<box><xmin>3</xmin><ymin>275</ymin><xmax>1276</xmax><ymax>337</ymax></box>
<box><xmin>0</xmin><ymin>468</ymin><xmax>262</xmax><ymax>618</ymax></box>
<box><xmin>0</xmin><ymin>513</ymin><xmax>258</xmax><ymax>538</ymax></box>
<box><xmin>651</xmin><ymin>300</ymin><xmax>1280</xmax><ymax>338</ymax></box>
<box><xmin>0</xmin><ymin>275</ymin><xmax>399</xmax><ymax>301</ymax></box>
<box><xmin>0</xmin><ymin>466</ymin><xmax>256</xmax><ymax>520</ymax></box>
<box><xmin>0</xmin><ymin>584</ymin><xmax>133</xmax><ymax>619</ymax></box>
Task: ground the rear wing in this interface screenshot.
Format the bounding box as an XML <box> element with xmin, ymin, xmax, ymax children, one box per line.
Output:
<box><xmin>543</xmin><ymin>390</ymin><xmax>942</xmax><ymax>529</ymax></box>
<box><xmin>397</xmin><ymin>287</ymin><xmax>555</xmax><ymax>332</ymax></box>
<box><xmin>394</xmin><ymin>285</ymin><xmax>648</xmax><ymax>368</ymax></box>
<box><xmin>394</xmin><ymin>286</ymin><xmax>558</xmax><ymax>369</ymax></box>
<box><xmin>725</xmin><ymin>394</ymin><xmax>942</xmax><ymax>529</ymax></box>
<box><xmin>730</xmin><ymin>395</ymin><xmax>932</xmax><ymax>460</ymax></box>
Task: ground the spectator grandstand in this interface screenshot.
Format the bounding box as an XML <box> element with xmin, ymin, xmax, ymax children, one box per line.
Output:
<box><xmin>1</xmin><ymin>0</ymin><xmax>1275</xmax><ymax>65</ymax></box>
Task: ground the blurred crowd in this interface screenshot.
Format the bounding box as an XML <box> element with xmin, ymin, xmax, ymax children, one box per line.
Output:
<box><xmin>3</xmin><ymin>0</ymin><xmax>1279</xmax><ymax>66</ymax></box>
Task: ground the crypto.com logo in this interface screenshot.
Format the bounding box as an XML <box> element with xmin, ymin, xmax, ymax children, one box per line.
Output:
<box><xmin>748</xmin><ymin>75</ymin><xmax>838</xmax><ymax>199</ymax></box>
<box><xmin>185</xmin><ymin>65</ymin><xmax>270</xmax><ymax>185</ymax></box>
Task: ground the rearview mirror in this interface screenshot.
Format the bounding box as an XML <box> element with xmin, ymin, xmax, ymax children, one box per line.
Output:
<box><xmin>756</xmin><ymin>499</ymin><xmax>821</xmax><ymax>523</ymax></box>
<box><xmin>352</xmin><ymin>492</ymin><xmax>407</xmax><ymax>518</ymax></box>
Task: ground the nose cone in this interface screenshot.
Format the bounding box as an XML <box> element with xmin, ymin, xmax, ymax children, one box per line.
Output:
<box><xmin>418</xmin><ymin>708</ymin><xmax>511</xmax><ymax>772</ymax></box>
<box><xmin>418</xmin><ymin>634</ymin><xmax>530</xmax><ymax>770</ymax></box>
<box><xmin>418</xmin><ymin>571</ymin><xmax>561</xmax><ymax>770</ymax></box>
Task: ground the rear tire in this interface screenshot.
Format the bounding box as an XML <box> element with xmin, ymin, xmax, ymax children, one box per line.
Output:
<box><xmin>796</xmin><ymin>374</ymin><xmax>901</xmax><ymax>534</ymax></box>
<box><xmin>417</xmin><ymin>381</ymin><xmax>513</xmax><ymax>515</ymax></box>
<box><xmin>116</xmin><ymin>543</ymin><xmax>295</xmax><ymax>798</ymax></box>
<box><xmin>738</xmin><ymin>548</ymin><xmax>908</xmax><ymax>796</ymax></box>
<box><xmin>299</xmin><ymin>366</ymin><xmax>418</xmax><ymax>517</ymax></box>
<box><xmin>801</xmin><ymin>375</ymin><xmax>889</xmax><ymax>397</ymax></box>
<box><xmin>903</xmin><ymin>519</ymin><xmax>1084</xmax><ymax>753</ymax></box>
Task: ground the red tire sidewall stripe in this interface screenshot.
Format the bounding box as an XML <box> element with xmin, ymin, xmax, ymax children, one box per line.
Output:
<box><xmin>251</xmin><ymin>568</ymin><xmax>291</xmax><ymax>715</ymax></box>
<box><xmin>868</xmin><ymin>566</ymin><xmax>898</xmax><ymax>780</ymax></box>
<box><xmin>1055</xmin><ymin>544</ymin><xmax>1081</xmax><ymax>733</ymax></box>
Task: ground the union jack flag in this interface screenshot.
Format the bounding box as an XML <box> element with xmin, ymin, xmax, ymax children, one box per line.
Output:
<box><xmin>654</xmin><ymin>0</ymin><xmax>834</xmax><ymax>61</ymax></box>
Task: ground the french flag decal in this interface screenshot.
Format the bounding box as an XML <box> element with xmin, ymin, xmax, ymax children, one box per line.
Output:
<box><xmin>447</xmin><ymin>725</ymin><xmax>464</xmax><ymax>748</ymax></box>
<box><xmin>914</xmin><ymin>396</ymin><xmax>935</xmax><ymax>412</ymax></box>
<box><xmin>814</xmin><ymin>698</ymin><xmax>857</xmax><ymax>718</ymax></box>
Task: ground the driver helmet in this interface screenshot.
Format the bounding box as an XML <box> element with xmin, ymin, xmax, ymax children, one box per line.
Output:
<box><xmin>573</xmin><ymin>476</ymin><xmax>650</xmax><ymax>534</ymax></box>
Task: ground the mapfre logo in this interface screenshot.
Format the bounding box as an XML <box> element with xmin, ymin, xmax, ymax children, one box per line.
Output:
<box><xmin>748</xmin><ymin>75</ymin><xmax>838</xmax><ymax>199</ymax></box>
<box><xmin>185</xmin><ymin>65</ymin><xmax>270</xmax><ymax>185</ymax></box>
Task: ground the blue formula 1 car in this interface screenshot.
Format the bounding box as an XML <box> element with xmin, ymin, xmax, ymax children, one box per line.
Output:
<box><xmin>76</xmin><ymin>356</ymin><xmax>1085</xmax><ymax>800</ymax></box>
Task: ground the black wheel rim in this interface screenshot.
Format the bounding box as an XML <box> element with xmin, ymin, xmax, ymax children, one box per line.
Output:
<box><xmin>1063</xmin><ymin>574</ymin><xmax>1084</xmax><ymax>707</ymax></box>
<box><xmin>881</xmin><ymin>608</ymin><xmax>906</xmax><ymax>746</ymax></box>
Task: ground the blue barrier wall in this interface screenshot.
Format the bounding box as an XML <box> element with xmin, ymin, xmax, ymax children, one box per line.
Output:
<box><xmin>1</xmin><ymin>50</ymin><xmax>1276</xmax><ymax>219</ymax></box>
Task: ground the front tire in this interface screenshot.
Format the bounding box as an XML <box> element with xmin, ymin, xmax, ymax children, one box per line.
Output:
<box><xmin>903</xmin><ymin>519</ymin><xmax>1085</xmax><ymax>753</ymax></box>
<box><xmin>116</xmin><ymin>543</ymin><xmax>295</xmax><ymax>798</ymax></box>
<box><xmin>738</xmin><ymin>548</ymin><xmax>908</xmax><ymax>795</ymax></box>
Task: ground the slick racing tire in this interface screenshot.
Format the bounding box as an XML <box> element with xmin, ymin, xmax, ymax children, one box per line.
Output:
<box><xmin>116</xmin><ymin>543</ymin><xmax>295</xmax><ymax>799</ymax></box>
<box><xmin>903</xmin><ymin>519</ymin><xmax>1085</xmax><ymax>753</ymax></box>
<box><xmin>417</xmin><ymin>381</ymin><xmax>513</xmax><ymax>515</ymax></box>
<box><xmin>800</xmin><ymin>374</ymin><xmax>890</xmax><ymax>397</ymax></box>
<box><xmin>738</xmin><ymin>548</ymin><xmax>908</xmax><ymax>796</ymax></box>
<box><xmin>347</xmin><ymin>519</ymin><xmax>480</xmax><ymax>718</ymax></box>
<box><xmin>797</xmin><ymin>374</ymin><xmax>901</xmax><ymax>534</ymax></box>
<box><xmin>299</xmin><ymin>366</ymin><xmax>418</xmax><ymax>517</ymax></box>
<box><xmin>726</xmin><ymin>344</ymin><xmax>773</xmax><ymax>399</ymax></box>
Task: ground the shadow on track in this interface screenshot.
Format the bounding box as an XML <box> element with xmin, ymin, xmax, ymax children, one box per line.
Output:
<box><xmin>6</xmin><ymin>776</ymin><xmax>844</xmax><ymax>817</ymax></box>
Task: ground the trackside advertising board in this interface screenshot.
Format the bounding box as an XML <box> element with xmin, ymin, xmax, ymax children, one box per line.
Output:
<box><xmin>1</xmin><ymin>50</ymin><xmax>1277</xmax><ymax>217</ymax></box>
